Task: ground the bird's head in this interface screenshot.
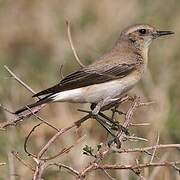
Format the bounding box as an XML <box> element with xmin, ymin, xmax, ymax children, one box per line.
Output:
<box><xmin>120</xmin><ymin>24</ymin><xmax>174</xmax><ymax>49</ymax></box>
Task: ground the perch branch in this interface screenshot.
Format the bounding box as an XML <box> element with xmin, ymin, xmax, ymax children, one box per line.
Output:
<box><xmin>94</xmin><ymin>161</ymin><xmax>180</xmax><ymax>171</ymax></box>
<box><xmin>78</xmin><ymin>98</ymin><xmax>140</xmax><ymax>179</ymax></box>
<box><xmin>113</xmin><ymin>144</ymin><xmax>180</xmax><ymax>153</ymax></box>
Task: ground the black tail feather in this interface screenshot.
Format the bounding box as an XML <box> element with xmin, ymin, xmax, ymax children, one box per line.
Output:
<box><xmin>15</xmin><ymin>98</ymin><xmax>50</xmax><ymax>116</ymax></box>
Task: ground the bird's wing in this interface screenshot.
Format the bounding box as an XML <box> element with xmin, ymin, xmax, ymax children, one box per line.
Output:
<box><xmin>33</xmin><ymin>62</ymin><xmax>137</xmax><ymax>98</ymax></box>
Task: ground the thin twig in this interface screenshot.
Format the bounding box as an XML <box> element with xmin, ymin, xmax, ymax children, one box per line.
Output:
<box><xmin>32</xmin><ymin>160</ymin><xmax>45</xmax><ymax>180</ymax></box>
<box><xmin>43</xmin><ymin>135</ymin><xmax>85</xmax><ymax>161</ymax></box>
<box><xmin>0</xmin><ymin>104</ymin><xmax>14</xmax><ymax>114</ymax></box>
<box><xmin>32</xmin><ymin>136</ymin><xmax>85</xmax><ymax>180</ymax></box>
<box><xmin>8</xmin><ymin>151</ymin><xmax>15</xmax><ymax>180</ymax></box>
<box><xmin>123</xmin><ymin>97</ymin><xmax>139</xmax><ymax>128</ymax></box>
<box><xmin>172</xmin><ymin>164</ymin><xmax>180</xmax><ymax>174</ymax></box>
<box><xmin>11</xmin><ymin>151</ymin><xmax>35</xmax><ymax>171</ymax></box>
<box><xmin>130</xmin><ymin>123</ymin><xmax>150</xmax><ymax>126</ymax></box>
<box><xmin>124</xmin><ymin>135</ymin><xmax>148</xmax><ymax>142</ymax></box>
<box><xmin>139</xmin><ymin>174</ymin><xmax>147</xmax><ymax>180</ymax></box>
<box><xmin>113</xmin><ymin>144</ymin><xmax>180</xmax><ymax>153</ymax></box>
<box><xmin>150</xmin><ymin>133</ymin><xmax>160</xmax><ymax>163</ymax></box>
<box><xmin>59</xmin><ymin>64</ymin><xmax>64</xmax><ymax>79</ymax></box>
<box><xmin>42</xmin><ymin>146</ymin><xmax>74</xmax><ymax>161</ymax></box>
<box><xmin>115</xmin><ymin>97</ymin><xmax>139</xmax><ymax>143</ymax></box>
<box><xmin>4</xmin><ymin>65</ymin><xmax>38</xmax><ymax>97</ymax></box>
<box><xmin>48</xmin><ymin>163</ymin><xmax>79</xmax><ymax>176</ymax></box>
<box><xmin>26</xmin><ymin>106</ymin><xmax>59</xmax><ymax>132</ymax></box>
<box><xmin>149</xmin><ymin>153</ymin><xmax>169</xmax><ymax>180</ymax></box>
<box><xmin>24</xmin><ymin>123</ymin><xmax>43</xmax><ymax>158</ymax></box>
<box><xmin>138</xmin><ymin>101</ymin><xmax>155</xmax><ymax>107</ymax></box>
<box><xmin>37</xmin><ymin>124</ymin><xmax>76</xmax><ymax>159</ymax></box>
<box><xmin>102</xmin><ymin>169</ymin><xmax>116</xmax><ymax>180</ymax></box>
<box><xmin>0</xmin><ymin>105</ymin><xmax>46</xmax><ymax>130</ymax></box>
<box><xmin>66</xmin><ymin>20</ymin><xmax>85</xmax><ymax>68</ymax></box>
<box><xmin>0</xmin><ymin>115</ymin><xmax>28</xmax><ymax>130</ymax></box>
<box><xmin>133</xmin><ymin>159</ymin><xmax>146</xmax><ymax>179</ymax></box>
<box><xmin>95</xmin><ymin>161</ymin><xmax>180</xmax><ymax>171</ymax></box>
<box><xmin>32</xmin><ymin>135</ymin><xmax>85</xmax><ymax>180</ymax></box>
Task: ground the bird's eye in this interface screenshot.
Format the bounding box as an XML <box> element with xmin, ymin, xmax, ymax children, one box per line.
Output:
<box><xmin>139</xmin><ymin>29</ymin><xmax>146</xmax><ymax>34</ymax></box>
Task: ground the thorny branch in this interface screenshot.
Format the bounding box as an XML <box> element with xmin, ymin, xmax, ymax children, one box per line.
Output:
<box><xmin>77</xmin><ymin>98</ymin><xmax>146</xmax><ymax>179</ymax></box>
<box><xmin>113</xmin><ymin>144</ymin><xmax>180</xmax><ymax>154</ymax></box>
<box><xmin>1</xmin><ymin>67</ymin><xmax>180</xmax><ymax>180</ymax></box>
<box><xmin>93</xmin><ymin>161</ymin><xmax>180</xmax><ymax>171</ymax></box>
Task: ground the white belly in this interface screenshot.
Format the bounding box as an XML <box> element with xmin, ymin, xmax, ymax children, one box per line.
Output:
<box><xmin>50</xmin><ymin>74</ymin><xmax>140</xmax><ymax>104</ymax></box>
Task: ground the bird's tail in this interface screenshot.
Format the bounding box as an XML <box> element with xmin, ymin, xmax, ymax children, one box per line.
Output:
<box><xmin>15</xmin><ymin>98</ymin><xmax>51</xmax><ymax>117</ymax></box>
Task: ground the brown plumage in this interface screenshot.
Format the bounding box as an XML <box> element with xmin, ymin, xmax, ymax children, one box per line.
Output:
<box><xmin>15</xmin><ymin>24</ymin><xmax>174</xmax><ymax>116</ymax></box>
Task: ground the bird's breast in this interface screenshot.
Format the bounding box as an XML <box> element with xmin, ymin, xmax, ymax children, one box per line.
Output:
<box><xmin>51</xmin><ymin>71</ymin><xmax>143</xmax><ymax>104</ymax></box>
<box><xmin>82</xmin><ymin>71</ymin><xmax>141</xmax><ymax>103</ymax></box>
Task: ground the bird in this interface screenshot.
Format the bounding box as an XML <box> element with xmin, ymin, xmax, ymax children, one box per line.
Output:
<box><xmin>15</xmin><ymin>24</ymin><xmax>174</xmax><ymax>117</ymax></box>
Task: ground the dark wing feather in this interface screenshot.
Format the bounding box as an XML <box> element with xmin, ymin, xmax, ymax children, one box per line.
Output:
<box><xmin>33</xmin><ymin>63</ymin><xmax>137</xmax><ymax>98</ymax></box>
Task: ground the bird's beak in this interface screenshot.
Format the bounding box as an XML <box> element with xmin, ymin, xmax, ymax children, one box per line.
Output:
<box><xmin>154</xmin><ymin>30</ymin><xmax>174</xmax><ymax>38</ymax></box>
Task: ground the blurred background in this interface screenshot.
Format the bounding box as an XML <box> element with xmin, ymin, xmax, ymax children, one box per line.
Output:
<box><xmin>0</xmin><ymin>0</ymin><xmax>179</xmax><ymax>179</ymax></box>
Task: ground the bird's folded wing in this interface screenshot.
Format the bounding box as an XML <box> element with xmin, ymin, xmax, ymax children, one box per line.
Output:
<box><xmin>33</xmin><ymin>63</ymin><xmax>137</xmax><ymax>98</ymax></box>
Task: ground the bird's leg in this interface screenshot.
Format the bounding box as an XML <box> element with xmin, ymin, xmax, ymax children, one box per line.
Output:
<box><xmin>89</xmin><ymin>97</ymin><xmax>130</xmax><ymax>147</ymax></box>
<box><xmin>110</xmin><ymin>95</ymin><xmax>129</xmax><ymax>119</ymax></box>
<box><xmin>78</xmin><ymin>107</ymin><xmax>117</xmax><ymax>138</ymax></box>
<box><xmin>90</xmin><ymin>102</ymin><xmax>117</xmax><ymax>137</ymax></box>
<box><xmin>91</xmin><ymin>97</ymin><xmax>119</xmax><ymax>115</ymax></box>
<box><xmin>97</xmin><ymin>115</ymin><xmax>122</xmax><ymax>148</ymax></box>
<box><xmin>90</xmin><ymin>98</ymin><xmax>129</xmax><ymax>135</ymax></box>
<box><xmin>91</xmin><ymin>102</ymin><xmax>103</xmax><ymax>115</ymax></box>
<box><xmin>112</xmin><ymin>109</ymin><xmax>126</xmax><ymax>116</ymax></box>
<box><xmin>98</xmin><ymin>112</ymin><xmax>129</xmax><ymax>135</ymax></box>
<box><xmin>95</xmin><ymin>116</ymin><xmax>116</xmax><ymax>137</ymax></box>
<box><xmin>95</xmin><ymin>116</ymin><xmax>122</xmax><ymax>148</ymax></box>
<box><xmin>108</xmin><ymin>137</ymin><xmax>121</xmax><ymax>148</ymax></box>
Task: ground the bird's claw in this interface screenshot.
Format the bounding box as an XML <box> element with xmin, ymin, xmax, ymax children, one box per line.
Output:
<box><xmin>108</xmin><ymin>136</ymin><xmax>121</xmax><ymax>148</ymax></box>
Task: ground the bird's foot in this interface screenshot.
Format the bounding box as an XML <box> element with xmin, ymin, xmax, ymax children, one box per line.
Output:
<box><xmin>110</xmin><ymin>121</ymin><xmax>129</xmax><ymax>135</ymax></box>
<box><xmin>108</xmin><ymin>136</ymin><xmax>121</xmax><ymax>148</ymax></box>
